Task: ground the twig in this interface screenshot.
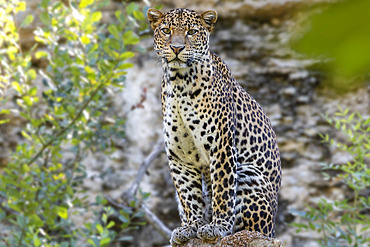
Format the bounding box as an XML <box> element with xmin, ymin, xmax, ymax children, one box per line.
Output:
<box><xmin>142</xmin><ymin>203</ymin><xmax>172</xmax><ymax>239</ymax></box>
<box><xmin>105</xmin><ymin>196</ymin><xmax>172</xmax><ymax>240</ymax></box>
<box><xmin>121</xmin><ymin>139</ymin><xmax>165</xmax><ymax>199</ymax></box>
<box><xmin>117</xmin><ymin>139</ymin><xmax>172</xmax><ymax>240</ymax></box>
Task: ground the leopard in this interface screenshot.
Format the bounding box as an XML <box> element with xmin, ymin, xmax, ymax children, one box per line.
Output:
<box><xmin>147</xmin><ymin>8</ymin><xmax>282</xmax><ymax>245</ymax></box>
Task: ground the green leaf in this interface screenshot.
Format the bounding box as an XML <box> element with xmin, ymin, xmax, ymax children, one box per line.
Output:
<box><xmin>84</xmin><ymin>65</ymin><xmax>95</xmax><ymax>75</ymax></box>
<box><xmin>87</xmin><ymin>239</ymin><xmax>98</xmax><ymax>247</ymax></box>
<box><xmin>119</xmin><ymin>211</ymin><xmax>130</xmax><ymax>224</ymax></box>
<box><xmin>117</xmin><ymin>63</ymin><xmax>133</xmax><ymax>70</ymax></box>
<box><xmin>133</xmin><ymin>211</ymin><xmax>144</xmax><ymax>219</ymax></box>
<box><xmin>40</xmin><ymin>0</ymin><xmax>48</xmax><ymax>9</ymax></box>
<box><xmin>308</xmin><ymin>221</ymin><xmax>316</xmax><ymax>230</ymax></box>
<box><xmin>123</xmin><ymin>31</ymin><xmax>139</xmax><ymax>45</ymax></box>
<box><xmin>91</xmin><ymin>11</ymin><xmax>102</xmax><ymax>22</ymax></box>
<box><xmin>27</xmin><ymin>69</ymin><xmax>37</xmax><ymax>80</ymax></box>
<box><xmin>102</xmin><ymin>213</ymin><xmax>108</xmax><ymax>224</ymax></box>
<box><xmin>29</xmin><ymin>214</ymin><xmax>44</xmax><ymax>228</ymax></box>
<box><xmin>16</xmin><ymin>1</ymin><xmax>26</xmax><ymax>12</ymax></box>
<box><xmin>100</xmin><ymin>237</ymin><xmax>111</xmax><ymax>246</ymax></box>
<box><xmin>20</xmin><ymin>15</ymin><xmax>34</xmax><ymax>28</ymax></box>
<box><xmin>129</xmin><ymin>200</ymin><xmax>136</xmax><ymax>208</ymax></box>
<box><xmin>132</xmin><ymin>221</ymin><xmax>146</xmax><ymax>226</ymax></box>
<box><xmin>9</xmin><ymin>203</ymin><xmax>22</xmax><ymax>212</ymax></box>
<box><xmin>7</xmin><ymin>46</ymin><xmax>18</xmax><ymax>62</ymax></box>
<box><xmin>40</xmin><ymin>11</ymin><xmax>50</xmax><ymax>25</ymax></box>
<box><xmin>81</xmin><ymin>17</ymin><xmax>93</xmax><ymax>33</ymax></box>
<box><xmin>79</xmin><ymin>0</ymin><xmax>94</xmax><ymax>8</ymax></box>
<box><xmin>120</xmin><ymin>51</ymin><xmax>135</xmax><ymax>60</ymax></box>
<box><xmin>115</xmin><ymin>10</ymin><xmax>125</xmax><ymax>24</ymax></box>
<box><xmin>96</xmin><ymin>223</ymin><xmax>103</xmax><ymax>234</ymax></box>
<box><xmin>33</xmin><ymin>236</ymin><xmax>41</xmax><ymax>247</ymax></box>
<box><xmin>292</xmin><ymin>222</ymin><xmax>308</xmax><ymax>230</ymax></box>
<box><xmin>21</xmin><ymin>130</ymin><xmax>32</xmax><ymax>140</ymax></box>
<box><xmin>22</xmin><ymin>95</ymin><xmax>33</xmax><ymax>106</ymax></box>
<box><xmin>106</xmin><ymin>221</ymin><xmax>115</xmax><ymax>229</ymax></box>
<box><xmin>133</xmin><ymin>10</ymin><xmax>145</xmax><ymax>21</ymax></box>
<box><xmin>60</xmin><ymin>242</ymin><xmax>69</xmax><ymax>247</ymax></box>
<box><xmin>0</xmin><ymin>109</ymin><xmax>10</xmax><ymax>115</ymax></box>
<box><xmin>11</xmin><ymin>81</ymin><xmax>23</xmax><ymax>93</ymax></box>
<box><xmin>108</xmin><ymin>38</ymin><xmax>120</xmax><ymax>51</ymax></box>
<box><xmin>0</xmin><ymin>119</ymin><xmax>10</xmax><ymax>125</ymax></box>
<box><xmin>29</xmin><ymin>87</ymin><xmax>38</xmax><ymax>96</ymax></box>
<box><xmin>57</xmin><ymin>206</ymin><xmax>68</xmax><ymax>219</ymax></box>
<box><xmin>126</xmin><ymin>2</ymin><xmax>137</xmax><ymax>15</ymax></box>
<box><xmin>67</xmin><ymin>105</ymin><xmax>76</xmax><ymax>114</ymax></box>
<box><xmin>108</xmin><ymin>24</ymin><xmax>120</xmax><ymax>40</ymax></box>
<box><xmin>81</xmin><ymin>35</ymin><xmax>90</xmax><ymax>45</ymax></box>
<box><xmin>22</xmin><ymin>164</ymin><xmax>30</xmax><ymax>173</ymax></box>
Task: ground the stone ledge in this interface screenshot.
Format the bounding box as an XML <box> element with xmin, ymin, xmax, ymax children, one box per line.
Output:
<box><xmin>173</xmin><ymin>230</ymin><xmax>282</xmax><ymax>247</ymax></box>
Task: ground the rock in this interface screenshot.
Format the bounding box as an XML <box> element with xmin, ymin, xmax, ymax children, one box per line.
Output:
<box><xmin>174</xmin><ymin>230</ymin><xmax>282</xmax><ymax>247</ymax></box>
<box><xmin>158</xmin><ymin>0</ymin><xmax>333</xmax><ymax>19</ymax></box>
<box><xmin>289</xmin><ymin>70</ymin><xmax>309</xmax><ymax>80</ymax></box>
<box><xmin>280</xmin><ymin>87</ymin><xmax>297</xmax><ymax>96</ymax></box>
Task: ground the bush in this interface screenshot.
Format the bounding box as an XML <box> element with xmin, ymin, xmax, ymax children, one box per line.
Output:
<box><xmin>292</xmin><ymin>107</ymin><xmax>370</xmax><ymax>246</ymax></box>
<box><xmin>291</xmin><ymin>0</ymin><xmax>370</xmax><ymax>89</ymax></box>
<box><xmin>0</xmin><ymin>0</ymin><xmax>149</xmax><ymax>246</ymax></box>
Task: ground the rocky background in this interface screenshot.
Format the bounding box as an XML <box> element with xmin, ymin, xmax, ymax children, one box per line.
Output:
<box><xmin>2</xmin><ymin>0</ymin><xmax>369</xmax><ymax>246</ymax></box>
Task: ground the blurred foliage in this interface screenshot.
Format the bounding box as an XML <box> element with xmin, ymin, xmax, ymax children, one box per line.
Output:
<box><xmin>0</xmin><ymin>0</ymin><xmax>149</xmax><ymax>246</ymax></box>
<box><xmin>292</xmin><ymin>107</ymin><xmax>370</xmax><ymax>246</ymax></box>
<box><xmin>292</xmin><ymin>2</ymin><xmax>370</xmax><ymax>242</ymax></box>
<box><xmin>291</xmin><ymin>0</ymin><xmax>370</xmax><ymax>87</ymax></box>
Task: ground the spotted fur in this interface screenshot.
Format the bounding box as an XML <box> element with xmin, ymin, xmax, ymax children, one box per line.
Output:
<box><xmin>148</xmin><ymin>8</ymin><xmax>281</xmax><ymax>245</ymax></box>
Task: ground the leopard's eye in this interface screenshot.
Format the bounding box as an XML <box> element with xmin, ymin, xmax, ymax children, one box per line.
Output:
<box><xmin>187</xmin><ymin>29</ymin><xmax>198</xmax><ymax>35</ymax></box>
<box><xmin>161</xmin><ymin>28</ymin><xmax>171</xmax><ymax>35</ymax></box>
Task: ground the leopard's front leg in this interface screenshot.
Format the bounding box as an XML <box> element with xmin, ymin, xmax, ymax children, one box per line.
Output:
<box><xmin>196</xmin><ymin>86</ymin><xmax>238</xmax><ymax>241</ymax></box>
<box><xmin>197</xmin><ymin>143</ymin><xmax>238</xmax><ymax>241</ymax></box>
<box><xmin>168</xmin><ymin>160</ymin><xmax>206</xmax><ymax>245</ymax></box>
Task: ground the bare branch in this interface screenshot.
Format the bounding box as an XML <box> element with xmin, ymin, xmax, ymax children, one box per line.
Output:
<box><xmin>121</xmin><ymin>139</ymin><xmax>165</xmax><ymax>200</ymax></box>
<box><xmin>142</xmin><ymin>203</ymin><xmax>172</xmax><ymax>239</ymax></box>
<box><xmin>117</xmin><ymin>139</ymin><xmax>171</xmax><ymax>240</ymax></box>
<box><xmin>105</xmin><ymin>196</ymin><xmax>171</xmax><ymax>240</ymax></box>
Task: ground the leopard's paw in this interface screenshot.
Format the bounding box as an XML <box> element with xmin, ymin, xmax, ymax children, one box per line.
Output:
<box><xmin>170</xmin><ymin>225</ymin><xmax>197</xmax><ymax>246</ymax></box>
<box><xmin>197</xmin><ymin>222</ymin><xmax>232</xmax><ymax>241</ymax></box>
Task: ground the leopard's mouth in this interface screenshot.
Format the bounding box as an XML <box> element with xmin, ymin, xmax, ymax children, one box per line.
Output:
<box><xmin>169</xmin><ymin>57</ymin><xmax>185</xmax><ymax>63</ymax></box>
<box><xmin>167</xmin><ymin>57</ymin><xmax>189</xmax><ymax>69</ymax></box>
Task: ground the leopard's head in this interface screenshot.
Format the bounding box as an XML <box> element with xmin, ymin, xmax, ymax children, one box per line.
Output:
<box><xmin>147</xmin><ymin>8</ymin><xmax>217</xmax><ymax>69</ymax></box>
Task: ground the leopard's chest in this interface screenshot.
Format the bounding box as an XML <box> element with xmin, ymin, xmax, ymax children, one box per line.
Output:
<box><xmin>162</xmin><ymin>86</ymin><xmax>212</xmax><ymax>168</ymax></box>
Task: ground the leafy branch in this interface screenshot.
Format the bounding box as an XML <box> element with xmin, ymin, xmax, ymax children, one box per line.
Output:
<box><xmin>0</xmin><ymin>1</ymin><xmax>151</xmax><ymax>246</ymax></box>
<box><xmin>292</xmin><ymin>107</ymin><xmax>370</xmax><ymax>246</ymax></box>
<box><xmin>27</xmin><ymin>82</ymin><xmax>104</xmax><ymax>166</ymax></box>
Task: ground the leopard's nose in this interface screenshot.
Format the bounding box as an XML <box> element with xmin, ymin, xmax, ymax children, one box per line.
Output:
<box><xmin>170</xmin><ymin>45</ymin><xmax>185</xmax><ymax>55</ymax></box>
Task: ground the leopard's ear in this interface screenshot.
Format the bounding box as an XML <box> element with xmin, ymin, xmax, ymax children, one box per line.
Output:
<box><xmin>147</xmin><ymin>8</ymin><xmax>164</xmax><ymax>30</ymax></box>
<box><xmin>201</xmin><ymin>10</ymin><xmax>217</xmax><ymax>32</ymax></box>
